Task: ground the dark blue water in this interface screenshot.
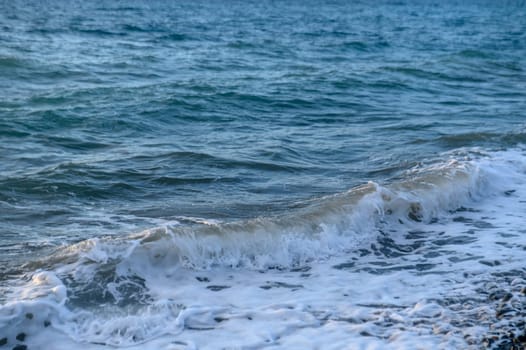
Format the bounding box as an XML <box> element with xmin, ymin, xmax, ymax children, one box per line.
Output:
<box><xmin>2</xmin><ymin>1</ymin><xmax>524</xmax><ymax>244</ymax></box>
<box><xmin>1</xmin><ymin>2</ymin><xmax>526</xmax><ymax>348</ymax></box>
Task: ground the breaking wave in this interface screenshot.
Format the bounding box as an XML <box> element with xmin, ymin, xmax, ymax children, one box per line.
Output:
<box><xmin>23</xmin><ymin>148</ymin><xmax>510</xmax><ymax>275</ymax></box>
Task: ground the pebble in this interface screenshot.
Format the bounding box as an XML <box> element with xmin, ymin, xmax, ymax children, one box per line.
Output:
<box><xmin>12</xmin><ymin>345</ymin><xmax>27</xmax><ymax>350</ymax></box>
<box><xmin>0</xmin><ymin>338</ymin><xmax>6</xmax><ymax>346</ymax></box>
<box><xmin>14</xmin><ymin>334</ymin><xmax>25</xmax><ymax>342</ymax></box>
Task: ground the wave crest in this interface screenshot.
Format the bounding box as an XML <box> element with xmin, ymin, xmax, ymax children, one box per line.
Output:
<box><xmin>30</xmin><ymin>149</ymin><xmax>513</xmax><ymax>275</ymax></box>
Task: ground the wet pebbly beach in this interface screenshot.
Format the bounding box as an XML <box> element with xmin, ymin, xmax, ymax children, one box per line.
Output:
<box><xmin>480</xmin><ymin>274</ymin><xmax>526</xmax><ymax>350</ymax></box>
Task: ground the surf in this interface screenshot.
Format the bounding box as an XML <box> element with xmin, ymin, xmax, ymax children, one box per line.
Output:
<box><xmin>1</xmin><ymin>147</ymin><xmax>525</xmax><ymax>349</ymax></box>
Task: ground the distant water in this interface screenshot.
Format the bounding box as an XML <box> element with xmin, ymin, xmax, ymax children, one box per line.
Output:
<box><xmin>1</xmin><ymin>1</ymin><xmax>526</xmax><ymax>349</ymax></box>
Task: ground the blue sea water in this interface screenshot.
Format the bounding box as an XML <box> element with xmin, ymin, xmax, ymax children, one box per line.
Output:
<box><xmin>1</xmin><ymin>1</ymin><xmax>526</xmax><ymax>349</ymax></box>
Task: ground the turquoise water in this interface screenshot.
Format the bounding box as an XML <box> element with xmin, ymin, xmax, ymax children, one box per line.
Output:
<box><xmin>1</xmin><ymin>1</ymin><xmax>526</xmax><ymax>349</ymax></box>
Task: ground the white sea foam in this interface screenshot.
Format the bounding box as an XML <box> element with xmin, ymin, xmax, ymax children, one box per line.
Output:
<box><xmin>1</xmin><ymin>147</ymin><xmax>525</xmax><ymax>349</ymax></box>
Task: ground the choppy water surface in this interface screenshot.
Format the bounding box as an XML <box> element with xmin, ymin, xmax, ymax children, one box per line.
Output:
<box><xmin>1</xmin><ymin>1</ymin><xmax>526</xmax><ymax>349</ymax></box>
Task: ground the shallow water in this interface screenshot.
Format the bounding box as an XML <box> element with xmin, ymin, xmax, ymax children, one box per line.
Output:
<box><xmin>1</xmin><ymin>1</ymin><xmax>526</xmax><ymax>349</ymax></box>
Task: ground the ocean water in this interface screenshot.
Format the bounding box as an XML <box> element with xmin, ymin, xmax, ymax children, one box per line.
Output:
<box><xmin>1</xmin><ymin>0</ymin><xmax>526</xmax><ymax>349</ymax></box>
